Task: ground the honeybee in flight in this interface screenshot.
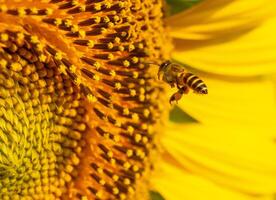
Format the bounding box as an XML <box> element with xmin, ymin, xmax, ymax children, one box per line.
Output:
<box><xmin>151</xmin><ymin>60</ymin><xmax>208</xmax><ymax>104</ymax></box>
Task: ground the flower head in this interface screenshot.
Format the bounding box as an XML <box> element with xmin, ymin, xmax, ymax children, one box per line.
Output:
<box><xmin>0</xmin><ymin>0</ymin><xmax>171</xmax><ymax>199</ymax></box>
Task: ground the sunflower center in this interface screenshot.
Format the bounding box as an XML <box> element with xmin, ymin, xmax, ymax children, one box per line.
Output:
<box><xmin>0</xmin><ymin>32</ymin><xmax>88</xmax><ymax>199</ymax></box>
<box><xmin>0</xmin><ymin>0</ymin><xmax>171</xmax><ymax>199</ymax></box>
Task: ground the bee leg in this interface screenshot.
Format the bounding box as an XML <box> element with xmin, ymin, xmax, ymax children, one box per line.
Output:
<box><xmin>169</xmin><ymin>92</ymin><xmax>182</xmax><ymax>104</ymax></box>
<box><xmin>169</xmin><ymin>85</ymin><xmax>189</xmax><ymax>104</ymax></box>
<box><xmin>170</xmin><ymin>82</ymin><xmax>176</xmax><ymax>88</ymax></box>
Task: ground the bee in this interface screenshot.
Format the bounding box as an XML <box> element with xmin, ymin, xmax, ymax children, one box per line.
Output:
<box><xmin>151</xmin><ymin>60</ymin><xmax>208</xmax><ymax>104</ymax></box>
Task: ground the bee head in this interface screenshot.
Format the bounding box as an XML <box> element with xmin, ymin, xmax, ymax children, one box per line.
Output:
<box><xmin>160</xmin><ymin>60</ymin><xmax>171</xmax><ymax>70</ymax></box>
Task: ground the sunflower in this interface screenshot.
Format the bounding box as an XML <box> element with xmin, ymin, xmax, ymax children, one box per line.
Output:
<box><xmin>0</xmin><ymin>0</ymin><xmax>275</xmax><ymax>200</ymax></box>
<box><xmin>0</xmin><ymin>0</ymin><xmax>169</xmax><ymax>199</ymax></box>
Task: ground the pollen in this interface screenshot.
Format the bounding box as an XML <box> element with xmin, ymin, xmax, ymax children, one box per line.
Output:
<box><xmin>30</xmin><ymin>7</ymin><xmax>38</xmax><ymax>14</ymax></box>
<box><xmin>0</xmin><ymin>33</ymin><xmax>8</xmax><ymax>41</ymax></box>
<box><xmin>115</xmin><ymin>82</ymin><xmax>122</xmax><ymax>90</ymax></box>
<box><xmin>39</xmin><ymin>54</ymin><xmax>47</xmax><ymax>62</ymax></box>
<box><xmin>0</xmin><ymin>59</ymin><xmax>7</xmax><ymax>68</ymax></box>
<box><xmin>54</xmin><ymin>52</ymin><xmax>63</xmax><ymax>60</ymax></box>
<box><xmin>0</xmin><ymin>5</ymin><xmax>7</xmax><ymax>12</ymax></box>
<box><xmin>0</xmin><ymin>0</ymin><xmax>170</xmax><ymax>199</ymax></box>
<box><xmin>93</xmin><ymin>74</ymin><xmax>100</xmax><ymax>81</ymax></box>
<box><xmin>87</xmin><ymin>94</ymin><xmax>97</xmax><ymax>103</ymax></box>
<box><xmin>10</xmin><ymin>62</ymin><xmax>22</xmax><ymax>71</ymax></box>
<box><xmin>87</xmin><ymin>40</ymin><xmax>94</xmax><ymax>48</ymax></box>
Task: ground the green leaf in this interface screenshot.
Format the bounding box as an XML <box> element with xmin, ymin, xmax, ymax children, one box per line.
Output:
<box><xmin>166</xmin><ymin>0</ymin><xmax>202</xmax><ymax>15</ymax></box>
<box><xmin>150</xmin><ymin>191</ymin><xmax>166</xmax><ymax>200</ymax></box>
<box><xmin>170</xmin><ymin>106</ymin><xmax>198</xmax><ymax>123</ymax></box>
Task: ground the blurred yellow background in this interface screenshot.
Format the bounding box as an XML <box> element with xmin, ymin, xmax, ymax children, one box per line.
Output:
<box><xmin>151</xmin><ymin>0</ymin><xmax>276</xmax><ymax>200</ymax></box>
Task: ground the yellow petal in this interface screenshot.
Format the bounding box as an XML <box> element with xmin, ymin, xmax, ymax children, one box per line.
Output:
<box><xmin>151</xmin><ymin>159</ymin><xmax>274</xmax><ymax>200</ymax></box>
<box><xmin>156</xmin><ymin>123</ymin><xmax>276</xmax><ymax>196</ymax></box>
<box><xmin>167</xmin><ymin>0</ymin><xmax>276</xmax><ymax>41</ymax></box>
<box><xmin>170</xmin><ymin>13</ymin><xmax>276</xmax><ymax>76</ymax></box>
<box><xmin>176</xmin><ymin>76</ymin><xmax>276</xmax><ymax>125</ymax></box>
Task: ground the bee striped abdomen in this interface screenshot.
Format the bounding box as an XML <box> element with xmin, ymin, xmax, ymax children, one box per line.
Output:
<box><xmin>184</xmin><ymin>73</ymin><xmax>198</xmax><ymax>87</ymax></box>
<box><xmin>192</xmin><ymin>79</ymin><xmax>204</xmax><ymax>90</ymax></box>
<box><xmin>184</xmin><ymin>73</ymin><xmax>208</xmax><ymax>94</ymax></box>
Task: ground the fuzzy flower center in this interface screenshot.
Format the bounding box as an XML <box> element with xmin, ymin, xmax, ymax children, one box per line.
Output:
<box><xmin>0</xmin><ymin>0</ymin><xmax>170</xmax><ymax>199</ymax></box>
